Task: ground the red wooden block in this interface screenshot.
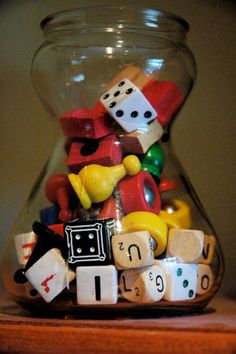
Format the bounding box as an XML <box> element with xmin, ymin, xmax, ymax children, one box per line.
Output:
<box><xmin>45</xmin><ymin>174</ymin><xmax>77</xmax><ymax>223</ymax></box>
<box><xmin>60</xmin><ymin>107</ymin><xmax>113</xmax><ymax>139</ymax></box>
<box><xmin>142</xmin><ymin>80</ymin><xmax>184</xmax><ymax>126</ymax></box>
<box><xmin>118</xmin><ymin>170</ymin><xmax>161</xmax><ymax>215</ymax></box>
<box><xmin>66</xmin><ymin>134</ymin><xmax>123</xmax><ymax>173</ymax></box>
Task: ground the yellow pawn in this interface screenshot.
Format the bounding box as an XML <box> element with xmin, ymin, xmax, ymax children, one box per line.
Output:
<box><xmin>68</xmin><ymin>155</ymin><xmax>141</xmax><ymax>209</ymax></box>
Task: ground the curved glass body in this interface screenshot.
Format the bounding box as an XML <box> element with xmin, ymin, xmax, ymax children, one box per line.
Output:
<box><xmin>1</xmin><ymin>6</ymin><xmax>223</xmax><ymax>316</ymax></box>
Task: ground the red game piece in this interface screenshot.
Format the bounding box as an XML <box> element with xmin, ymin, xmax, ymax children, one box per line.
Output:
<box><xmin>159</xmin><ymin>175</ymin><xmax>178</xmax><ymax>192</ymax></box>
<box><xmin>45</xmin><ymin>174</ymin><xmax>77</xmax><ymax>223</ymax></box>
<box><xmin>142</xmin><ymin>80</ymin><xmax>184</xmax><ymax>126</ymax></box>
<box><xmin>60</xmin><ymin>107</ymin><xmax>113</xmax><ymax>139</ymax></box>
<box><xmin>66</xmin><ymin>134</ymin><xmax>123</xmax><ymax>173</ymax></box>
<box><xmin>118</xmin><ymin>170</ymin><xmax>161</xmax><ymax>214</ymax></box>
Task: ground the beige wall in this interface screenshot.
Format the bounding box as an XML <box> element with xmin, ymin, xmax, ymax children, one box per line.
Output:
<box><xmin>0</xmin><ymin>0</ymin><xmax>235</xmax><ymax>296</ymax></box>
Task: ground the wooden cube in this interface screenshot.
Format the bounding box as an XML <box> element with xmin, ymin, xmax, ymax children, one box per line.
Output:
<box><xmin>14</xmin><ymin>232</ymin><xmax>36</xmax><ymax>266</ymax></box>
<box><xmin>118</xmin><ymin>120</ymin><xmax>163</xmax><ymax>154</ymax></box>
<box><xmin>112</xmin><ymin>231</ymin><xmax>154</xmax><ymax>270</ymax></box>
<box><xmin>76</xmin><ymin>265</ymin><xmax>118</xmax><ymax>305</ymax></box>
<box><xmin>119</xmin><ymin>264</ymin><xmax>166</xmax><ymax>303</ymax></box>
<box><xmin>166</xmin><ymin>228</ymin><xmax>204</xmax><ymax>263</ymax></box>
<box><xmin>199</xmin><ymin>235</ymin><xmax>216</xmax><ymax>265</ymax></box>
<box><xmin>197</xmin><ymin>264</ymin><xmax>214</xmax><ymax>295</ymax></box>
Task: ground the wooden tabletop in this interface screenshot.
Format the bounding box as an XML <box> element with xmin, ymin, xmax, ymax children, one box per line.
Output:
<box><xmin>0</xmin><ymin>294</ymin><xmax>236</xmax><ymax>353</ymax></box>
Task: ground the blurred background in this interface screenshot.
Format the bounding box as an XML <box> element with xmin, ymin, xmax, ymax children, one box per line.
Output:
<box><xmin>0</xmin><ymin>0</ymin><xmax>235</xmax><ymax>297</ymax></box>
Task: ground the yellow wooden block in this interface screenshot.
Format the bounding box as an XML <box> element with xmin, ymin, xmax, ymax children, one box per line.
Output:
<box><xmin>199</xmin><ymin>235</ymin><xmax>216</xmax><ymax>265</ymax></box>
<box><xmin>118</xmin><ymin>120</ymin><xmax>163</xmax><ymax>154</ymax></box>
<box><xmin>112</xmin><ymin>231</ymin><xmax>154</xmax><ymax>270</ymax></box>
<box><xmin>166</xmin><ymin>228</ymin><xmax>204</xmax><ymax>263</ymax></box>
<box><xmin>108</xmin><ymin>66</ymin><xmax>142</xmax><ymax>89</ymax></box>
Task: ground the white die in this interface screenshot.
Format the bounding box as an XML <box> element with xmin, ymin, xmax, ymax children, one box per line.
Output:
<box><xmin>14</xmin><ymin>231</ymin><xmax>36</xmax><ymax>265</ymax></box>
<box><xmin>25</xmin><ymin>248</ymin><xmax>75</xmax><ymax>303</ymax></box>
<box><xmin>119</xmin><ymin>264</ymin><xmax>166</xmax><ymax>303</ymax></box>
<box><xmin>156</xmin><ymin>260</ymin><xmax>197</xmax><ymax>301</ymax></box>
<box><xmin>197</xmin><ymin>264</ymin><xmax>214</xmax><ymax>295</ymax></box>
<box><xmin>100</xmin><ymin>79</ymin><xmax>157</xmax><ymax>132</ymax></box>
<box><xmin>76</xmin><ymin>265</ymin><xmax>118</xmax><ymax>305</ymax></box>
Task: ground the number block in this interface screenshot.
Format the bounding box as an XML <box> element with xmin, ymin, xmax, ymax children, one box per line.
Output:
<box><xmin>60</xmin><ymin>108</ymin><xmax>113</xmax><ymax>139</ymax></box>
<box><xmin>76</xmin><ymin>265</ymin><xmax>118</xmax><ymax>304</ymax></box>
<box><xmin>166</xmin><ymin>228</ymin><xmax>204</xmax><ymax>263</ymax></box>
<box><xmin>197</xmin><ymin>264</ymin><xmax>214</xmax><ymax>295</ymax></box>
<box><xmin>14</xmin><ymin>231</ymin><xmax>36</xmax><ymax>266</ymax></box>
<box><xmin>142</xmin><ymin>80</ymin><xmax>184</xmax><ymax>126</ymax></box>
<box><xmin>199</xmin><ymin>235</ymin><xmax>216</xmax><ymax>264</ymax></box>
<box><xmin>64</xmin><ymin>218</ymin><xmax>115</xmax><ymax>267</ymax></box>
<box><xmin>100</xmin><ymin>79</ymin><xmax>157</xmax><ymax>132</ymax></box>
<box><xmin>119</xmin><ymin>264</ymin><xmax>166</xmax><ymax>303</ymax></box>
<box><xmin>156</xmin><ymin>260</ymin><xmax>197</xmax><ymax>301</ymax></box>
<box><xmin>25</xmin><ymin>248</ymin><xmax>75</xmax><ymax>303</ymax></box>
<box><xmin>112</xmin><ymin>231</ymin><xmax>154</xmax><ymax>270</ymax></box>
<box><xmin>66</xmin><ymin>134</ymin><xmax>122</xmax><ymax>173</ymax></box>
<box><xmin>118</xmin><ymin>120</ymin><xmax>163</xmax><ymax>154</ymax></box>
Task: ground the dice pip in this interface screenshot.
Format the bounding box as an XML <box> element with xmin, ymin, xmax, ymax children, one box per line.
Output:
<box><xmin>64</xmin><ymin>218</ymin><xmax>115</xmax><ymax>267</ymax></box>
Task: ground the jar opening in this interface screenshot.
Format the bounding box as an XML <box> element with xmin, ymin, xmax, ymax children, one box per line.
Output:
<box><xmin>41</xmin><ymin>6</ymin><xmax>189</xmax><ymax>35</ymax></box>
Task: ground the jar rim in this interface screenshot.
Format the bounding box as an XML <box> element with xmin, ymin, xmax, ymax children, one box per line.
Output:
<box><xmin>41</xmin><ymin>6</ymin><xmax>189</xmax><ymax>34</ymax></box>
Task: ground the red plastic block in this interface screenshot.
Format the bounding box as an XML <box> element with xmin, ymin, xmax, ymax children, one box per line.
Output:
<box><xmin>60</xmin><ymin>107</ymin><xmax>113</xmax><ymax>139</ymax></box>
<box><xmin>119</xmin><ymin>170</ymin><xmax>161</xmax><ymax>214</ymax></box>
<box><xmin>45</xmin><ymin>174</ymin><xmax>77</xmax><ymax>223</ymax></box>
<box><xmin>48</xmin><ymin>224</ymin><xmax>64</xmax><ymax>237</ymax></box>
<box><xmin>66</xmin><ymin>134</ymin><xmax>123</xmax><ymax>173</ymax></box>
<box><xmin>142</xmin><ymin>80</ymin><xmax>184</xmax><ymax>126</ymax></box>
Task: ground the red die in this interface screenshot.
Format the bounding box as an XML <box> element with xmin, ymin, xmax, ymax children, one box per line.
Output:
<box><xmin>118</xmin><ymin>170</ymin><xmax>161</xmax><ymax>215</ymax></box>
<box><xmin>60</xmin><ymin>107</ymin><xmax>113</xmax><ymax>139</ymax></box>
<box><xmin>66</xmin><ymin>134</ymin><xmax>122</xmax><ymax>173</ymax></box>
<box><xmin>142</xmin><ymin>80</ymin><xmax>184</xmax><ymax>126</ymax></box>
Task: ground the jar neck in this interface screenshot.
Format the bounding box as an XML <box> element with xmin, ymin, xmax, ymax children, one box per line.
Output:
<box><xmin>41</xmin><ymin>6</ymin><xmax>189</xmax><ymax>46</ymax></box>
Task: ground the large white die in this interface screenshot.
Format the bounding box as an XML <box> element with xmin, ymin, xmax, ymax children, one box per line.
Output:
<box><xmin>14</xmin><ymin>231</ymin><xmax>36</xmax><ymax>266</ymax></box>
<box><xmin>119</xmin><ymin>264</ymin><xmax>166</xmax><ymax>303</ymax></box>
<box><xmin>100</xmin><ymin>79</ymin><xmax>157</xmax><ymax>132</ymax></box>
<box><xmin>156</xmin><ymin>260</ymin><xmax>197</xmax><ymax>301</ymax></box>
<box><xmin>76</xmin><ymin>265</ymin><xmax>118</xmax><ymax>305</ymax></box>
<box><xmin>25</xmin><ymin>248</ymin><xmax>75</xmax><ymax>303</ymax></box>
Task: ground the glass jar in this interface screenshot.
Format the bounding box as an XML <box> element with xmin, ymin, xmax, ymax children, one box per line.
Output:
<box><xmin>1</xmin><ymin>6</ymin><xmax>224</xmax><ymax>316</ymax></box>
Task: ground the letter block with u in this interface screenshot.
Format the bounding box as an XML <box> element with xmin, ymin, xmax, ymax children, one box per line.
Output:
<box><xmin>111</xmin><ymin>231</ymin><xmax>154</xmax><ymax>270</ymax></box>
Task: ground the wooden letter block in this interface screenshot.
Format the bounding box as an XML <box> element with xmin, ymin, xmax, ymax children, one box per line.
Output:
<box><xmin>156</xmin><ymin>260</ymin><xmax>197</xmax><ymax>301</ymax></box>
<box><xmin>119</xmin><ymin>264</ymin><xmax>166</xmax><ymax>303</ymax></box>
<box><xmin>197</xmin><ymin>264</ymin><xmax>214</xmax><ymax>295</ymax></box>
<box><xmin>66</xmin><ymin>134</ymin><xmax>122</xmax><ymax>173</ymax></box>
<box><xmin>14</xmin><ymin>232</ymin><xmax>36</xmax><ymax>266</ymax></box>
<box><xmin>25</xmin><ymin>248</ymin><xmax>75</xmax><ymax>303</ymax></box>
<box><xmin>112</xmin><ymin>231</ymin><xmax>154</xmax><ymax>270</ymax></box>
<box><xmin>76</xmin><ymin>265</ymin><xmax>118</xmax><ymax>305</ymax></box>
<box><xmin>119</xmin><ymin>120</ymin><xmax>163</xmax><ymax>154</ymax></box>
<box><xmin>199</xmin><ymin>235</ymin><xmax>216</xmax><ymax>264</ymax></box>
<box><xmin>166</xmin><ymin>228</ymin><xmax>204</xmax><ymax>263</ymax></box>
